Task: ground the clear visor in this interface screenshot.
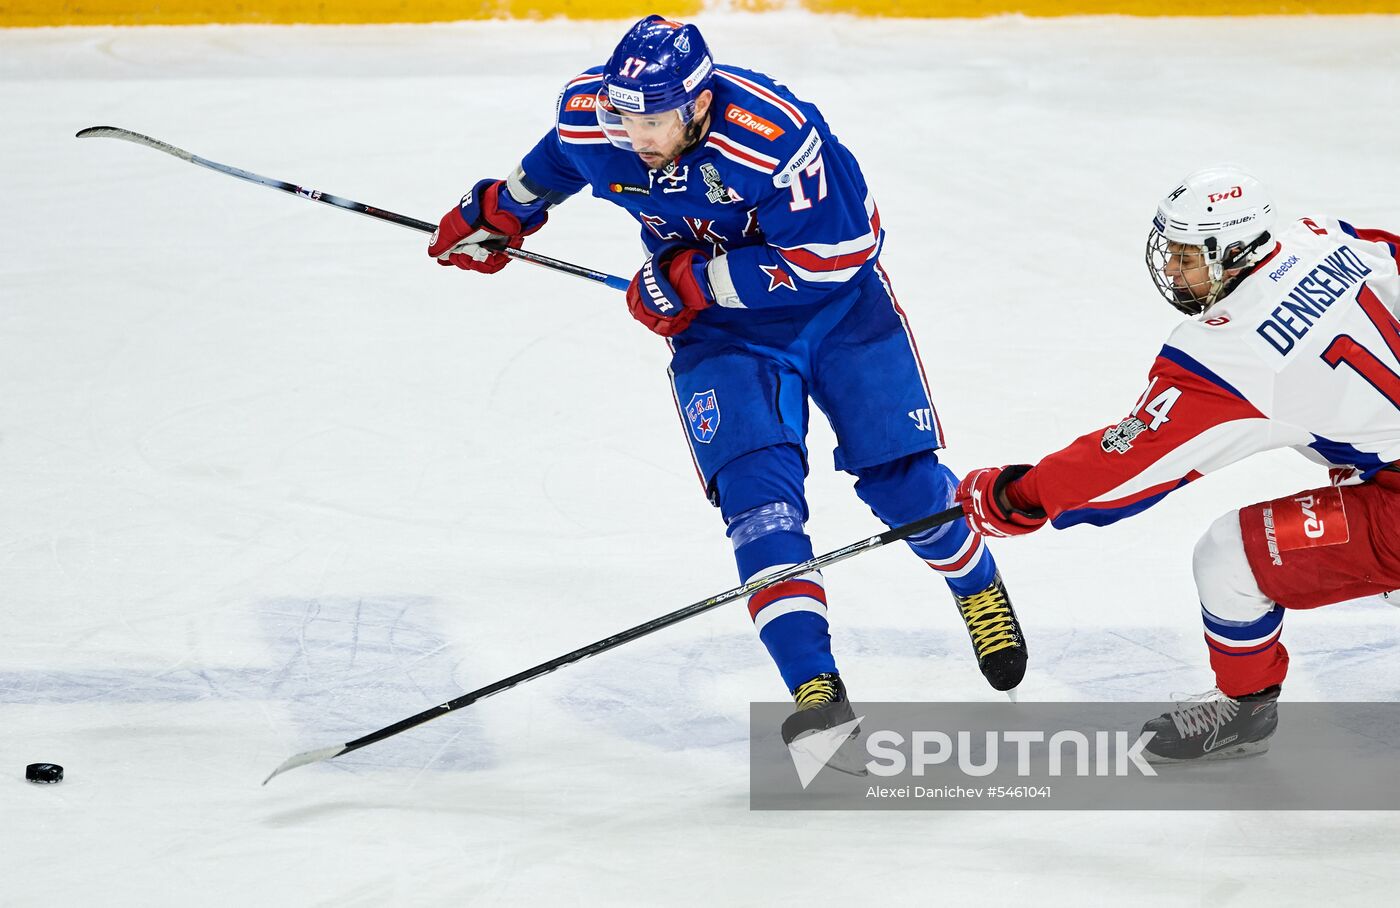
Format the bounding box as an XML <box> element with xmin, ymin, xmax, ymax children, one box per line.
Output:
<box><xmin>595</xmin><ymin>89</ymin><xmax>695</xmax><ymax>153</ymax></box>
<box><xmin>1145</xmin><ymin>230</ymin><xmax>1215</xmax><ymax>316</ymax></box>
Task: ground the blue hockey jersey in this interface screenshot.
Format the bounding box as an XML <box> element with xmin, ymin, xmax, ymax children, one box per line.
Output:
<box><xmin>518</xmin><ymin>64</ymin><xmax>884</xmax><ymax>319</ymax></box>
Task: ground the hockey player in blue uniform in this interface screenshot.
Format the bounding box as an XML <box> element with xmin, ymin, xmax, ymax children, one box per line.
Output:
<box><xmin>428</xmin><ymin>16</ymin><xmax>1026</xmax><ymax>741</ymax></box>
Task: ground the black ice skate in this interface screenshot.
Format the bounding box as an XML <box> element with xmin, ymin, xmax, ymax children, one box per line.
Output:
<box><xmin>781</xmin><ymin>673</ymin><xmax>866</xmax><ymax>777</ymax></box>
<box><xmin>1141</xmin><ymin>685</ymin><xmax>1280</xmax><ymax>764</ymax></box>
<box><xmin>952</xmin><ymin>572</ymin><xmax>1027</xmax><ymax>692</ymax></box>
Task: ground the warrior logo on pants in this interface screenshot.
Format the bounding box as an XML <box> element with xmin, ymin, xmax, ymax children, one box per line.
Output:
<box><xmin>686</xmin><ymin>390</ymin><xmax>721</xmax><ymax>444</ymax></box>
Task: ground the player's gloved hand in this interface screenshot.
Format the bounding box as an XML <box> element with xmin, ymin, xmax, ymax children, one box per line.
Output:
<box><xmin>956</xmin><ymin>464</ymin><xmax>1049</xmax><ymax>538</ymax></box>
<box><xmin>626</xmin><ymin>244</ymin><xmax>714</xmax><ymax>337</ymax></box>
<box><xmin>428</xmin><ymin>178</ymin><xmax>549</xmax><ymax>273</ymax></box>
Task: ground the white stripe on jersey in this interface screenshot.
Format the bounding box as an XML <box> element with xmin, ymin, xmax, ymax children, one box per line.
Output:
<box><xmin>704</xmin><ymin>133</ymin><xmax>779</xmax><ymax>174</ymax></box>
<box><xmin>781</xmin><ymin>259</ymin><xmax>866</xmax><ymax>284</ymax></box>
<box><xmin>780</xmin><ymin>194</ymin><xmax>879</xmax><ymax>259</ymax></box>
<box><xmin>715</xmin><ymin>70</ymin><xmax>807</xmax><ymax>129</ymax></box>
<box><xmin>558</xmin><ymin>126</ymin><xmax>609</xmax><ymax>145</ymax></box>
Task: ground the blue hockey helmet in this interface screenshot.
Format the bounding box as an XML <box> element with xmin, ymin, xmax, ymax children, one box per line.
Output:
<box><xmin>597</xmin><ymin>16</ymin><xmax>715</xmax><ymax>150</ymax></box>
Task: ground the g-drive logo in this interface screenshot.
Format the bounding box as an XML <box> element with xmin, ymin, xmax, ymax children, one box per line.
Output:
<box><xmin>788</xmin><ymin>723</ymin><xmax>1158</xmax><ymax>789</ymax></box>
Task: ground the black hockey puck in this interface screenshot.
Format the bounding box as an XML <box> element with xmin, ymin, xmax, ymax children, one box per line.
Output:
<box><xmin>25</xmin><ymin>763</ymin><xmax>63</xmax><ymax>784</ymax></box>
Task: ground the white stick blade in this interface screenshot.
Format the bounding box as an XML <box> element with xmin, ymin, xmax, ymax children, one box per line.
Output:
<box><xmin>262</xmin><ymin>744</ymin><xmax>346</xmax><ymax>786</ymax></box>
<box><xmin>75</xmin><ymin>126</ymin><xmax>194</xmax><ymax>162</ymax></box>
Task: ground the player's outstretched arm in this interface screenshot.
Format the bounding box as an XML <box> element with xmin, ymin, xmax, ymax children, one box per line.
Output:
<box><xmin>966</xmin><ymin>346</ymin><xmax>1300</xmax><ymax>533</ymax></box>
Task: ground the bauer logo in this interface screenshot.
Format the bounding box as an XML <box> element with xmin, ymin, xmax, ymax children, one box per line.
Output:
<box><xmin>685</xmin><ymin>390</ymin><xmax>720</xmax><ymax>444</ymax></box>
<box><xmin>725</xmin><ymin>104</ymin><xmax>785</xmax><ymax>140</ymax></box>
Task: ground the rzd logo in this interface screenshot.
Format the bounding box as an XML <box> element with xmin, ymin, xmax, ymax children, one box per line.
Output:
<box><xmin>1296</xmin><ymin>495</ymin><xmax>1325</xmax><ymax>539</ymax></box>
<box><xmin>1207</xmin><ymin>186</ymin><xmax>1243</xmax><ymax>204</ymax></box>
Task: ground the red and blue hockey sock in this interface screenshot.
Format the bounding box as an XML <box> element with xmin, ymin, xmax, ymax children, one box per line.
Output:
<box><xmin>730</xmin><ymin>502</ymin><xmax>836</xmax><ymax>691</ymax></box>
<box><xmin>1202</xmin><ymin>602</ymin><xmax>1289</xmax><ymax>697</ymax></box>
<box><xmin>854</xmin><ymin>452</ymin><xmax>997</xmax><ymax>597</ymax></box>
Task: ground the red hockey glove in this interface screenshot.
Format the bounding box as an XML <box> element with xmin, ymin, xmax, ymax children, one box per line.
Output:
<box><xmin>956</xmin><ymin>464</ymin><xmax>1049</xmax><ymax>538</ymax></box>
<box><xmin>626</xmin><ymin>245</ymin><xmax>714</xmax><ymax>337</ymax></box>
<box><xmin>428</xmin><ymin>178</ymin><xmax>548</xmax><ymax>274</ymax></box>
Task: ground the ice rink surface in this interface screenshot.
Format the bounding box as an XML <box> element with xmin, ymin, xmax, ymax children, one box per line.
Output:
<box><xmin>4</xmin><ymin>11</ymin><xmax>1400</xmax><ymax>904</ymax></box>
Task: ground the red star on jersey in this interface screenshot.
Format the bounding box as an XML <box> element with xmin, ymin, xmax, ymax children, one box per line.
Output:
<box><xmin>761</xmin><ymin>264</ymin><xmax>796</xmax><ymax>292</ymax></box>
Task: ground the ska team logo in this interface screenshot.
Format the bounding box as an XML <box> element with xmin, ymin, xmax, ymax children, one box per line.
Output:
<box><xmin>686</xmin><ymin>390</ymin><xmax>720</xmax><ymax>444</ymax></box>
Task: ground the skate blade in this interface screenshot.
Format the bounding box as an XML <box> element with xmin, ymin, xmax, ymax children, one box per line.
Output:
<box><xmin>788</xmin><ymin>729</ymin><xmax>869</xmax><ymax>777</ymax></box>
<box><xmin>1145</xmin><ymin>738</ymin><xmax>1272</xmax><ymax>765</ymax></box>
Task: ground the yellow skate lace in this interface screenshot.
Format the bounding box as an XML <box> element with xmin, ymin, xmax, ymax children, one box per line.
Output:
<box><xmin>793</xmin><ymin>675</ymin><xmax>839</xmax><ymax>710</ymax></box>
<box><xmin>956</xmin><ymin>584</ymin><xmax>1021</xmax><ymax>658</ymax></box>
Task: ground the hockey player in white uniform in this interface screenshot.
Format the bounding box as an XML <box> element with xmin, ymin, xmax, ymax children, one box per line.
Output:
<box><xmin>955</xmin><ymin>165</ymin><xmax>1400</xmax><ymax>761</ymax></box>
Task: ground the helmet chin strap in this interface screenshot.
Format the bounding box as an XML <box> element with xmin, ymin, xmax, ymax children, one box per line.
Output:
<box><xmin>648</xmin><ymin>111</ymin><xmax>712</xmax><ymax>172</ymax></box>
<box><xmin>1202</xmin><ymin>231</ymin><xmax>1273</xmax><ymax>311</ymax></box>
<box><xmin>678</xmin><ymin>110</ymin><xmax>712</xmax><ymax>159</ymax></box>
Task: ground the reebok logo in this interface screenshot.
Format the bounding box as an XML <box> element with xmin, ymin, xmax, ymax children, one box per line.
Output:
<box><xmin>1268</xmin><ymin>254</ymin><xmax>1299</xmax><ymax>282</ymax></box>
<box><xmin>725</xmin><ymin>104</ymin><xmax>784</xmax><ymax>140</ymax></box>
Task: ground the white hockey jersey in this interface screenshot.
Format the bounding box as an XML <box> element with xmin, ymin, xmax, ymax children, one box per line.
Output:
<box><xmin>1013</xmin><ymin>216</ymin><xmax>1400</xmax><ymax>528</ymax></box>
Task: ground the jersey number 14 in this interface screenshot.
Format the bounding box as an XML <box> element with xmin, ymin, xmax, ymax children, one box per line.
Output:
<box><xmin>1320</xmin><ymin>285</ymin><xmax>1400</xmax><ymax>410</ymax></box>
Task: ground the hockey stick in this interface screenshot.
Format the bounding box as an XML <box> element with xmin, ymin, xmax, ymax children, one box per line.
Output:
<box><xmin>261</xmin><ymin>505</ymin><xmax>965</xmax><ymax>784</ymax></box>
<box><xmin>75</xmin><ymin>126</ymin><xmax>631</xmax><ymax>292</ymax></box>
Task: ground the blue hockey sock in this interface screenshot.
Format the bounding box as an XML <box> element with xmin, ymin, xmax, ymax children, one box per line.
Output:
<box><xmin>730</xmin><ymin>502</ymin><xmax>837</xmax><ymax>692</ymax></box>
<box><xmin>907</xmin><ymin>515</ymin><xmax>996</xmax><ymax>597</ymax></box>
<box><xmin>854</xmin><ymin>452</ymin><xmax>998</xmax><ymax>597</ymax></box>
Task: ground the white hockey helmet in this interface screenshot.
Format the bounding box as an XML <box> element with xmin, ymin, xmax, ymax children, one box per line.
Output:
<box><xmin>1145</xmin><ymin>165</ymin><xmax>1276</xmax><ymax>315</ymax></box>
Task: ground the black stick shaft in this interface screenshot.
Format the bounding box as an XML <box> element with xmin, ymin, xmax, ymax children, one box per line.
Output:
<box><xmin>263</xmin><ymin>506</ymin><xmax>964</xmax><ymax>782</ymax></box>
<box><xmin>76</xmin><ymin>126</ymin><xmax>631</xmax><ymax>292</ymax></box>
